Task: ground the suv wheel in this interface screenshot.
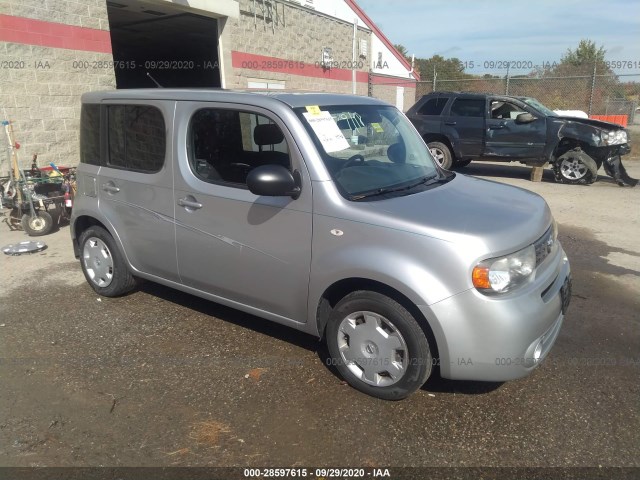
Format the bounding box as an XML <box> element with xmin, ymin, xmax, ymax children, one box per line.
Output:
<box><xmin>427</xmin><ymin>141</ymin><xmax>453</xmax><ymax>170</ymax></box>
<box><xmin>554</xmin><ymin>149</ymin><xmax>598</xmax><ymax>185</ymax></box>
<box><xmin>326</xmin><ymin>291</ymin><xmax>432</xmax><ymax>400</ymax></box>
<box><xmin>79</xmin><ymin>226</ymin><xmax>138</xmax><ymax>297</ymax></box>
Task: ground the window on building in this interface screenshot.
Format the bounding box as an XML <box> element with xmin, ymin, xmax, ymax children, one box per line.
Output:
<box><xmin>418</xmin><ymin>97</ymin><xmax>448</xmax><ymax>116</ymax></box>
<box><xmin>247</xmin><ymin>78</ymin><xmax>286</xmax><ymax>90</ymax></box>
<box><xmin>450</xmin><ymin>98</ymin><xmax>486</xmax><ymax>117</ymax></box>
<box><xmin>188</xmin><ymin>109</ymin><xmax>290</xmax><ymax>187</ymax></box>
<box><xmin>106</xmin><ymin>105</ymin><xmax>166</xmax><ymax>172</ymax></box>
<box><xmin>80</xmin><ymin>104</ymin><xmax>101</xmax><ymax>166</ymax></box>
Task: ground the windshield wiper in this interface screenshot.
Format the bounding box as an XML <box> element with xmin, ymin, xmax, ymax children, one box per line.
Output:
<box><xmin>348</xmin><ymin>174</ymin><xmax>439</xmax><ymax>201</ymax></box>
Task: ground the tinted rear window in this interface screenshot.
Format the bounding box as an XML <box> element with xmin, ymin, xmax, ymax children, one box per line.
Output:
<box><xmin>107</xmin><ymin>105</ymin><xmax>166</xmax><ymax>173</ymax></box>
<box><xmin>418</xmin><ymin>97</ymin><xmax>448</xmax><ymax>116</ymax></box>
<box><xmin>80</xmin><ymin>104</ymin><xmax>101</xmax><ymax>165</ymax></box>
<box><xmin>450</xmin><ymin>98</ymin><xmax>485</xmax><ymax>117</ymax></box>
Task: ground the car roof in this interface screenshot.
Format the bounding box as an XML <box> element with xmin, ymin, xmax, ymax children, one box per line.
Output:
<box><xmin>424</xmin><ymin>91</ymin><xmax>533</xmax><ymax>99</ymax></box>
<box><xmin>81</xmin><ymin>88</ymin><xmax>389</xmax><ymax>109</ymax></box>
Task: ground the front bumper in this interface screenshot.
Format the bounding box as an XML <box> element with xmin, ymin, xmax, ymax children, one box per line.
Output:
<box><xmin>421</xmin><ymin>243</ymin><xmax>571</xmax><ymax>381</ymax></box>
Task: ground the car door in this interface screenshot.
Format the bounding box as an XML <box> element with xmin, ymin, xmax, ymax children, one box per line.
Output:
<box><xmin>172</xmin><ymin>101</ymin><xmax>313</xmax><ymax>323</ymax></box>
<box><xmin>98</xmin><ymin>100</ymin><xmax>179</xmax><ymax>282</ymax></box>
<box><xmin>441</xmin><ymin>97</ymin><xmax>486</xmax><ymax>158</ymax></box>
<box><xmin>484</xmin><ymin>98</ymin><xmax>547</xmax><ymax>159</ymax></box>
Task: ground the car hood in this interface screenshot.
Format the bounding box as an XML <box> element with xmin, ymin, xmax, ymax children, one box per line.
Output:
<box><xmin>555</xmin><ymin>116</ymin><xmax>625</xmax><ymax>131</ymax></box>
<box><xmin>359</xmin><ymin>174</ymin><xmax>552</xmax><ymax>255</ymax></box>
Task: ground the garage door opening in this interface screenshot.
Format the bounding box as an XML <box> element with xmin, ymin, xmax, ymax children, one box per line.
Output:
<box><xmin>107</xmin><ymin>0</ymin><xmax>221</xmax><ymax>88</ymax></box>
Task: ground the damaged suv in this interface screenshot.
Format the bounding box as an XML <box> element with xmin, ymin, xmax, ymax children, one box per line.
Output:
<box><xmin>407</xmin><ymin>92</ymin><xmax>636</xmax><ymax>187</ymax></box>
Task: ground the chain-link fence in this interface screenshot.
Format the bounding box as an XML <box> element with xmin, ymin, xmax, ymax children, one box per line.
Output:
<box><xmin>416</xmin><ymin>73</ymin><xmax>640</xmax><ymax>123</ymax></box>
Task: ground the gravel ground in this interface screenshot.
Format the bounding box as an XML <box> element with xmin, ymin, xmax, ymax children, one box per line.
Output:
<box><xmin>0</xmin><ymin>161</ymin><xmax>638</xmax><ymax>474</ymax></box>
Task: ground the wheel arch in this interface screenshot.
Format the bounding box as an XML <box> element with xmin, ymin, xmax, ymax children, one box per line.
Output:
<box><xmin>315</xmin><ymin>277</ymin><xmax>440</xmax><ymax>362</ymax></box>
<box><xmin>551</xmin><ymin>137</ymin><xmax>602</xmax><ymax>166</ymax></box>
<box><xmin>71</xmin><ymin>214</ymin><xmax>131</xmax><ymax>270</ymax></box>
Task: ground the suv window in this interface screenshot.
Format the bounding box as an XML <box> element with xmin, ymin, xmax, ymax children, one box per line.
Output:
<box><xmin>80</xmin><ymin>104</ymin><xmax>101</xmax><ymax>166</ymax></box>
<box><xmin>450</xmin><ymin>98</ymin><xmax>485</xmax><ymax>117</ymax></box>
<box><xmin>418</xmin><ymin>97</ymin><xmax>448</xmax><ymax>116</ymax></box>
<box><xmin>491</xmin><ymin>100</ymin><xmax>527</xmax><ymax>120</ymax></box>
<box><xmin>188</xmin><ymin>109</ymin><xmax>290</xmax><ymax>187</ymax></box>
<box><xmin>106</xmin><ymin>105</ymin><xmax>166</xmax><ymax>172</ymax></box>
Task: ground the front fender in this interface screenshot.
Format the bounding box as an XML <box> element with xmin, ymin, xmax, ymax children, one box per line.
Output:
<box><xmin>306</xmin><ymin>232</ymin><xmax>471</xmax><ymax>337</ymax></box>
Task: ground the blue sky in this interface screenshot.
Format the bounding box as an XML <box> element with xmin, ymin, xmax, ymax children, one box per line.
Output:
<box><xmin>357</xmin><ymin>0</ymin><xmax>640</xmax><ymax>75</ymax></box>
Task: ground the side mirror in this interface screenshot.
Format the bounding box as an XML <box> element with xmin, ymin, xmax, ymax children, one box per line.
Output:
<box><xmin>515</xmin><ymin>112</ymin><xmax>536</xmax><ymax>124</ymax></box>
<box><xmin>247</xmin><ymin>164</ymin><xmax>301</xmax><ymax>199</ymax></box>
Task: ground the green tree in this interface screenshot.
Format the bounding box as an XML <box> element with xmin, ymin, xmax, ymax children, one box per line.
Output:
<box><xmin>561</xmin><ymin>39</ymin><xmax>606</xmax><ymax>67</ymax></box>
<box><xmin>414</xmin><ymin>55</ymin><xmax>469</xmax><ymax>81</ymax></box>
<box><xmin>393</xmin><ymin>44</ymin><xmax>410</xmax><ymax>61</ymax></box>
<box><xmin>551</xmin><ymin>39</ymin><xmax>613</xmax><ymax>76</ymax></box>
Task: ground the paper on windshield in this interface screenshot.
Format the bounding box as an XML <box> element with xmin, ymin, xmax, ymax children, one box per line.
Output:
<box><xmin>302</xmin><ymin>111</ymin><xmax>350</xmax><ymax>153</ymax></box>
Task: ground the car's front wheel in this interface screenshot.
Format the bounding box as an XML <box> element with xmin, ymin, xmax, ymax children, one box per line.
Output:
<box><xmin>78</xmin><ymin>225</ymin><xmax>138</xmax><ymax>297</ymax></box>
<box><xmin>326</xmin><ymin>291</ymin><xmax>432</xmax><ymax>400</ymax></box>
<box><xmin>554</xmin><ymin>149</ymin><xmax>598</xmax><ymax>185</ymax></box>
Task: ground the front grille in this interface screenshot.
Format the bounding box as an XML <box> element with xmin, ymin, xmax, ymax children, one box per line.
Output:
<box><xmin>534</xmin><ymin>226</ymin><xmax>554</xmax><ymax>266</ymax></box>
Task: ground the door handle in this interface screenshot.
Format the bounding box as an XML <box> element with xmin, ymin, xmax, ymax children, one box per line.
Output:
<box><xmin>102</xmin><ymin>183</ymin><xmax>120</xmax><ymax>193</ymax></box>
<box><xmin>178</xmin><ymin>197</ymin><xmax>203</xmax><ymax>210</ymax></box>
<box><xmin>444</xmin><ymin>121</ymin><xmax>457</xmax><ymax>126</ymax></box>
<box><xmin>489</xmin><ymin>124</ymin><xmax>505</xmax><ymax>130</ymax></box>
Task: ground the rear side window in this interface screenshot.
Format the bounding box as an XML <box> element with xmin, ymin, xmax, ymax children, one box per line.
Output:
<box><xmin>418</xmin><ymin>97</ymin><xmax>448</xmax><ymax>116</ymax></box>
<box><xmin>80</xmin><ymin>104</ymin><xmax>101</xmax><ymax>165</ymax></box>
<box><xmin>450</xmin><ymin>98</ymin><xmax>485</xmax><ymax>117</ymax></box>
<box><xmin>107</xmin><ymin>105</ymin><xmax>166</xmax><ymax>172</ymax></box>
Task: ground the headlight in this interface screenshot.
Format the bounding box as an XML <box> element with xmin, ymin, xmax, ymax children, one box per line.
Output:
<box><xmin>602</xmin><ymin>130</ymin><xmax>628</xmax><ymax>145</ymax></box>
<box><xmin>472</xmin><ymin>244</ymin><xmax>536</xmax><ymax>293</ymax></box>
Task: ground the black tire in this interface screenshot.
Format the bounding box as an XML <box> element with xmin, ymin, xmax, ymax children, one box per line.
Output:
<box><xmin>427</xmin><ymin>141</ymin><xmax>453</xmax><ymax>170</ymax></box>
<box><xmin>326</xmin><ymin>291</ymin><xmax>432</xmax><ymax>400</ymax></box>
<box><xmin>78</xmin><ymin>225</ymin><xmax>138</xmax><ymax>297</ymax></box>
<box><xmin>453</xmin><ymin>159</ymin><xmax>472</xmax><ymax>169</ymax></box>
<box><xmin>21</xmin><ymin>211</ymin><xmax>53</xmax><ymax>236</ymax></box>
<box><xmin>553</xmin><ymin>148</ymin><xmax>598</xmax><ymax>185</ymax></box>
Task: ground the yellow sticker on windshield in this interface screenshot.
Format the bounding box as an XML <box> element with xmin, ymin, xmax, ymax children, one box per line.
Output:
<box><xmin>305</xmin><ymin>105</ymin><xmax>322</xmax><ymax>115</ymax></box>
<box><xmin>371</xmin><ymin>122</ymin><xmax>384</xmax><ymax>133</ymax></box>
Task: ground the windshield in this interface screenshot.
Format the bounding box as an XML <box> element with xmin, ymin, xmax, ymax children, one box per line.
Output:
<box><xmin>523</xmin><ymin>97</ymin><xmax>557</xmax><ymax>117</ymax></box>
<box><xmin>295</xmin><ymin>104</ymin><xmax>443</xmax><ymax>200</ymax></box>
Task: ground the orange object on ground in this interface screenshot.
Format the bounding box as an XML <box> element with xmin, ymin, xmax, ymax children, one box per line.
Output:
<box><xmin>589</xmin><ymin>114</ymin><xmax>628</xmax><ymax>127</ymax></box>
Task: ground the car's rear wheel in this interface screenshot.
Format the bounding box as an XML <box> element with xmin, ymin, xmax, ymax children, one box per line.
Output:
<box><xmin>427</xmin><ymin>141</ymin><xmax>453</xmax><ymax>170</ymax></box>
<box><xmin>326</xmin><ymin>291</ymin><xmax>432</xmax><ymax>400</ymax></box>
<box><xmin>554</xmin><ymin>149</ymin><xmax>598</xmax><ymax>185</ymax></box>
<box><xmin>79</xmin><ymin>225</ymin><xmax>138</xmax><ymax>297</ymax></box>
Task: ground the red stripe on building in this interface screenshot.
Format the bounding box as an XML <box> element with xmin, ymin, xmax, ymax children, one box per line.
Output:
<box><xmin>0</xmin><ymin>14</ymin><xmax>112</xmax><ymax>53</ymax></box>
<box><xmin>232</xmin><ymin>51</ymin><xmax>369</xmax><ymax>83</ymax></box>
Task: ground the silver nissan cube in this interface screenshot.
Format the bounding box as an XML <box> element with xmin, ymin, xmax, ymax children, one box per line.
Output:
<box><xmin>71</xmin><ymin>89</ymin><xmax>571</xmax><ymax>400</ymax></box>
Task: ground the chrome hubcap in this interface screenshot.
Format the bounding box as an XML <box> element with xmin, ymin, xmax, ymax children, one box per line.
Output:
<box><xmin>82</xmin><ymin>237</ymin><xmax>114</xmax><ymax>287</ymax></box>
<box><xmin>336</xmin><ymin>311</ymin><xmax>408</xmax><ymax>387</ymax></box>
<box><xmin>560</xmin><ymin>157</ymin><xmax>587</xmax><ymax>180</ymax></box>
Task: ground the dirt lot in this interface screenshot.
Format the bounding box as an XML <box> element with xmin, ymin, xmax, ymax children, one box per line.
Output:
<box><xmin>1</xmin><ymin>161</ymin><xmax>638</xmax><ymax>474</ymax></box>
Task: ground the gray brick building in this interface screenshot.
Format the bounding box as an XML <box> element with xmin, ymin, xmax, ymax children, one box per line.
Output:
<box><xmin>0</xmin><ymin>0</ymin><xmax>418</xmax><ymax>170</ymax></box>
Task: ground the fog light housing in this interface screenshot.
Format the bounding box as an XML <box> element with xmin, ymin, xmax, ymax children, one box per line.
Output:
<box><xmin>533</xmin><ymin>341</ymin><xmax>543</xmax><ymax>362</ymax></box>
